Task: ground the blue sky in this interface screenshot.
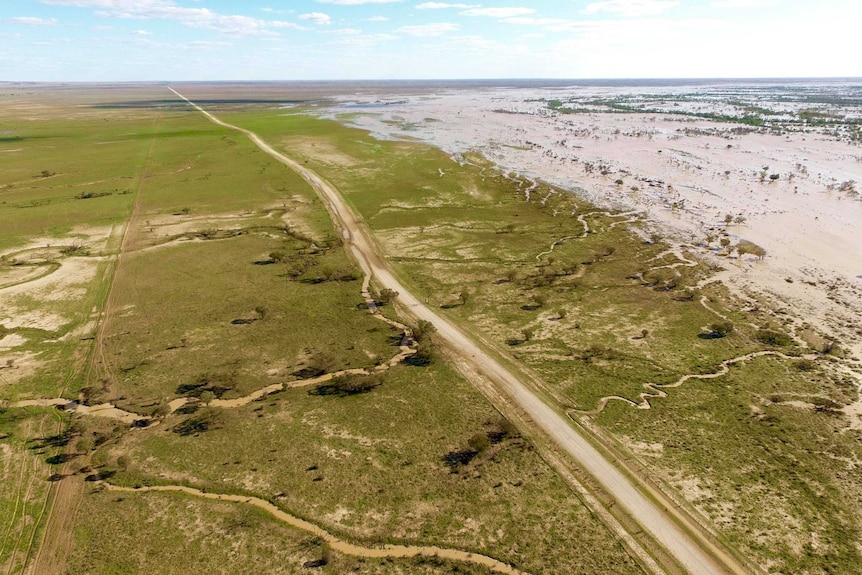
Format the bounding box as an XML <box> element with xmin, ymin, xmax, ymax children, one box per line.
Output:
<box><xmin>1</xmin><ymin>0</ymin><xmax>859</xmax><ymax>81</ymax></box>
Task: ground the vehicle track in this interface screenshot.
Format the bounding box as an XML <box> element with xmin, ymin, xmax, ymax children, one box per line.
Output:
<box><xmin>25</xmin><ymin>113</ymin><xmax>163</xmax><ymax>575</ymax></box>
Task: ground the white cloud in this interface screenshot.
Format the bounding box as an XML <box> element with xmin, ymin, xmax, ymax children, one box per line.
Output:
<box><xmin>299</xmin><ymin>12</ymin><xmax>331</xmax><ymax>25</ymax></box>
<box><xmin>40</xmin><ymin>0</ymin><xmax>303</xmax><ymax>36</ymax></box>
<box><xmin>398</xmin><ymin>22</ymin><xmax>459</xmax><ymax>36</ymax></box>
<box><xmin>365</xmin><ymin>16</ymin><xmax>390</xmax><ymax>21</ymax></box>
<box><xmin>271</xmin><ymin>21</ymin><xmax>305</xmax><ymax>30</ymax></box>
<box><xmin>416</xmin><ymin>2</ymin><xmax>475</xmax><ymax>8</ymax></box>
<box><xmin>316</xmin><ymin>0</ymin><xmax>402</xmax><ymax>4</ymax></box>
<box><xmin>329</xmin><ymin>27</ymin><xmax>362</xmax><ymax>35</ymax></box>
<box><xmin>184</xmin><ymin>40</ymin><xmax>231</xmax><ymax>48</ymax></box>
<box><xmin>710</xmin><ymin>0</ymin><xmax>778</xmax><ymax>7</ymax></box>
<box><xmin>324</xmin><ymin>32</ymin><xmax>398</xmax><ymax>47</ymax></box>
<box><xmin>461</xmin><ymin>7</ymin><xmax>535</xmax><ymax>18</ymax></box>
<box><xmin>583</xmin><ymin>0</ymin><xmax>679</xmax><ymax>17</ymax></box>
<box><xmin>42</xmin><ymin>0</ymin><xmax>164</xmax><ymax>7</ymax></box>
<box><xmin>503</xmin><ymin>17</ymin><xmax>567</xmax><ymax>27</ymax></box>
<box><xmin>3</xmin><ymin>16</ymin><xmax>59</xmax><ymax>26</ymax></box>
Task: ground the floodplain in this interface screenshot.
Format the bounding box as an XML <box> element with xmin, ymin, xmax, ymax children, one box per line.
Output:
<box><xmin>1</xmin><ymin>80</ymin><xmax>860</xmax><ymax>575</ymax></box>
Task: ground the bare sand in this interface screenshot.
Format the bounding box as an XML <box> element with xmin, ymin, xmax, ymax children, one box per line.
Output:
<box><xmin>326</xmin><ymin>86</ymin><xmax>862</xmax><ymax>374</ymax></box>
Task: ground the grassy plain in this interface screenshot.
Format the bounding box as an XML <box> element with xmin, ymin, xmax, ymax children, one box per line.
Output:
<box><xmin>2</xmin><ymin>87</ymin><xmax>644</xmax><ymax>575</ymax></box>
<box><xmin>222</xmin><ymin>107</ymin><xmax>862</xmax><ymax>574</ymax></box>
<box><xmin>3</xmin><ymin>84</ymin><xmax>860</xmax><ymax>575</ymax></box>
<box><xmin>0</xmin><ymin>407</ymin><xmax>66</xmax><ymax>574</ymax></box>
<box><xmin>103</xmin><ymin>360</ymin><xmax>641</xmax><ymax>574</ymax></box>
<box><xmin>69</xmin><ymin>489</ymin><xmax>498</xmax><ymax>575</ymax></box>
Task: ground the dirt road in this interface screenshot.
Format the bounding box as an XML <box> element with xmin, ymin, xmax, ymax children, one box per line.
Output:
<box><xmin>168</xmin><ymin>87</ymin><xmax>744</xmax><ymax>575</ymax></box>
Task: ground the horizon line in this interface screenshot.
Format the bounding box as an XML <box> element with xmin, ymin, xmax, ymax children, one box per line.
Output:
<box><xmin>2</xmin><ymin>76</ymin><xmax>861</xmax><ymax>85</ymax></box>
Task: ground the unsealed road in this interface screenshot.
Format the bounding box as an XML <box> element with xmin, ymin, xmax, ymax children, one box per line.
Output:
<box><xmin>169</xmin><ymin>87</ymin><xmax>744</xmax><ymax>575</ymax></box>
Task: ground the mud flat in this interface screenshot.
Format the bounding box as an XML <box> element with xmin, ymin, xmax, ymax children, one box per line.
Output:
<box><xmin>328</xmin><ymin>81</ymin><xmax>862</xmax><ymax>368</ymax></box>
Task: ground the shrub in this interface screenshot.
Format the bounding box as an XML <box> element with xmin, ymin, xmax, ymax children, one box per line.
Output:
<box><xmin>755</xmin><ymin>329</ymin><xmax>792</xmax><ymax>346</ymax></box>
<box><xmin>268</xmin><ymin>250</ymin><xmax>287</xmax><ymax>263</ymax></box>
<box><xmin>173</xmin><ymin>407</ymin><xmax>223</xmax><ymax>436</ymax></box>
<box><xmin>412</xmin><ymin>320</ymin><xmax>436</xmax><ymax>343</ymax></box>
<box><xmin>737</xmin><ymin>240</ymin><xmax>766</xmax><ymax>259</ymax></box>
<box><xmin>794</xmin><ymin>359</ymin><xmax>816</xmax><ymax>372</ymax></box>
<box><xmin>376</xmin><ymin>288</ymin><xmax>398</xmax><ymax>305</ymax></box>
<box><xmin>467</xmin><ymin>432</ymin><xmax>491</xmax><ymax>453</ymax></box>
<box><xmin>578</xmin><ymin>344</ymin><xmax>618</xmax><ymax>361</ymax></box>
<box><xmin>708</xmin><ymin>322</ymin><xmax>734</xmax><ymax>338</ymax></box>
<box><xmin>312</xmin><ymin>374</ymin><xmax>383</xmax><ymax>397</ymax></box>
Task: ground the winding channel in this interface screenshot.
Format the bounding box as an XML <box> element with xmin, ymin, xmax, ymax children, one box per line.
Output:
<box><xmin>100</xmin><ymin>483</ymin><xmax>530</xmax><ymax>575</ymax></box>
<box><xmin>572</xmin><ymin>351</ymin><xmax>818</xmax><ymax>416</ymax></box>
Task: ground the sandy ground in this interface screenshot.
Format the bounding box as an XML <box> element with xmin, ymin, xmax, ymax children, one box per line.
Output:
<box><xmin>324</xmin><ymin>87</ymin><xmax>862</xmax><ymax>371</ymax></box>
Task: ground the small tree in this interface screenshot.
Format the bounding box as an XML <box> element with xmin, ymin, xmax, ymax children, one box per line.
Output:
<box><xmin>557</xmin><ymin>309</ymin><xmax>567</xmax><ymax>320</ymax></box>
<box><xmin>254</xmin><ymin>306</ymin><xmax>268</xmax><ymax>320</ymax></box>
<box><xmin>522</xmin><ymin>327</ymin><xmax>535</xmax><ymax>342</ymax></box>
<box><xmin>755</xmin><ymin>329</ymin><xmax>791</xmax><ymax>346</ymax></box>
<box><xmin>199</xmin><ymin>390</ymin><xmax>215</xmax><ymax>406</ymax></box>
<box><xmin>467</xmin><ymin>432</ymin><xmax>491</xmax><ymax>453</ymax></box>
<box><xmin>377</xmin><ymin>288</ymin><xmax>398</xmax><ymax>305</ymax></box>
<box><xmin>305</xmin><ymin>350</ymin><xmax>337</xmax><ymax>377</ymax></box>
<box><xmin>412</xmin><ymin>320</ymin><xmax>436</xmax><ymax>343</ymax></box>
<box><xmin>76</xmin><ymin>436</ymin><xmax>94</xmax><ymax>454</ymax></box>
<box><xmin>708</xmin><ymin>322</ymin><xmax>734</xmax><ymax>338</ymax></box>
<box><xmin>737</xmin><ymin>240</ymin><xmax>766</xmax><ymax>259</ymax></box>
<box><xmin>640</xmin><ymin>329</ymin><xmax>649</xmax><ymax>339</ymax></box>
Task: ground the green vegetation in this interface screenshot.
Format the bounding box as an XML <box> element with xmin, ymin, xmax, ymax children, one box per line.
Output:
<box><xmin>1</xmin><ymin>90</ymin><xmax>643</xmax><ymax>575</ymax></box>
<box><xmin>106</xmin><ymin>361</ymin><xmax>640</xmax><ymax>574</ymax></box>
<box><xmin>0</xmin><ymin>407</ymin><xmax>67</xmax><ymax>572</ymax></box>
<box><xmin>598</xmin><ymin>354</ymin><xmax>861</xmax><ymax>574</ymax></box>
<box><xmin>3</xmin><ymin>87</ymin><xmax>861</xmax><ymax>575</ymax></box>
<box><xmin>69</xmin><ymin>488</ymin><xmax>497</xmax><ymax>575</ymax></box>
<box><xmin>221</xmin><ymin>107</ymin><xmax>861</xmax><ymax>574</ymax></box>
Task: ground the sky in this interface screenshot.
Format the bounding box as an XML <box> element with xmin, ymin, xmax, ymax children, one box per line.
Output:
<box><xmin>1</xmin><ymin>0</ymin><xmax>859</xmax><ymax>81</ymax></box>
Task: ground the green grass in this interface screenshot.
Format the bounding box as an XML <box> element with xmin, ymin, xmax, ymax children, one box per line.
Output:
<box><xmin>598</xmin><ymin>354</ymin><xmax>862</xmax><ymax>574</ymax></box>
<box><xmin>69</xmin><ymin>488</ymin><xmax>496</xmax><ymax>575</ymax></box>
<box><xmin>223</xmin><ymin>110</ymin><xmax>781</xmax><ymax>407</ymax></box>
<box><xmin>5</xmin><ymin>88</ymin><xmax>860</xmax><ymax>575</ymax></box>
<box><xmin>0</xmin><ymin>111</ymin><xmax>155</xmax><ymax>249</ymax></box>
<box><xmin>0</xmin><ymin>408</ymin><xmax>67</xmax><ymax>572</ymax></box>
<box><xmin>3</xmin><ymin>90</ymin><xmax>646</xmax><ymax>574</ymax></box>
<box><xmin>104</xmin><ymin>360</ymin><xmax>642</xmax><ymax>575</ymax></box>
<box><xmin>218</xmin><ymin>107</ymin><xmax>862</xmax><ymax>574</ymax></box>
<box><xmin>104</xmin><ymin>233</ymin><xmax>399</xmax><ymax>409</ymax></box>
